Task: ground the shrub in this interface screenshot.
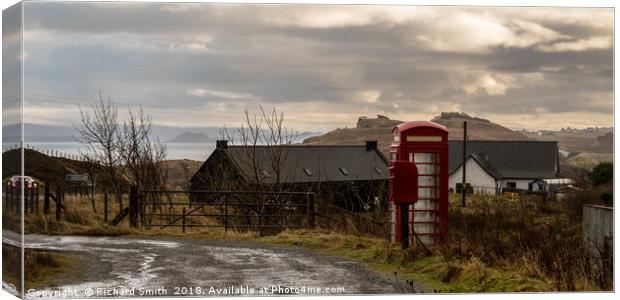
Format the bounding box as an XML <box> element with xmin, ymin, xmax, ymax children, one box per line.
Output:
<box><xmin>589</xmin><ymin>162</ymin><xmax>613</xmax><ymax>186</ymax></box>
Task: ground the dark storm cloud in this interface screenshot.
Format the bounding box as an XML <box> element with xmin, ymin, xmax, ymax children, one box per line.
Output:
<box><xmin>19</xmin><ymin>2</ymin><xmax>613</xmax><ymax>130</ymax></box>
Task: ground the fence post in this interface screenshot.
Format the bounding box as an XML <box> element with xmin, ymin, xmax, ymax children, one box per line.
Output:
<box><xmin>182</xmin><ymin>207</ymin><xmax>186</xmax><ymax>233</ymax></box>
<box><xmin>104</xmin><ymin>191</ymin><xmax>109</xmax><ymax>222</ymax></box>
<box><xmin>2</xmin><ymin>185</ymin><xmax>7</xmax><ymax>213</ymax></box>
<box><xmin>30</xmin><ymin>187</ymin><xmax>35</xmax><ymax>214</ymax></box>
<box><xmin>224</xmin><ymin>193</ymin><xmax>228</xmax><ymax>232</ymax></box>
<box><xmin>29</xmin><ymin>187</ymin><xmax>34</xmax><ymax>214</ymax></box>
<box><xmin>307</xmin><ymin>194</ymin><xmax>316</xmax><ymax>228</ymax></box>
<box><xmin>24</xmin><ymin>187</ymin><xmax>29</xmax><ymax>214</ymax></box>
<box><xmin>34</xmin><ymin>184</ymin><xmax>39</xmax><ymax>213</ymax></box>
<box><xmin>43</xmin><ymin>183</ymin><xmax>50</xmax><ymax>214</ymax></box>
<box><xmin>129</xmin><ymin>186</ymin><xmax>139</xmax><ymax>228</ymax></box>
<box><xmin>6</xmin><ymin>185</ymin><xmax>12</xmax><ymax>212</ymax></box>
<box><xmin>55</xmin><ymin>185</ymin><xmax>62</xmax><ymax>221</ymax></box>
<box><xmin>11</xmin><ymin>185</ymin><xmax>14</xmax><ymax>212</ymax></box>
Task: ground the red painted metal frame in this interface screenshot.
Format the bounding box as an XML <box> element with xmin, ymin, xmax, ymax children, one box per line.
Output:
<box><xmin>389</xmin><ymin>121</ymin><xmax>449</xmax><ymax>245</ymax></box>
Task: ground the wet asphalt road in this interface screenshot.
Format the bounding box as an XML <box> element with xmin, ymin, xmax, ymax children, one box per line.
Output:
<box><xmin>2</xmin><ymin>231</ymin><xmax>416</xmax><ymax>297</ymax></box>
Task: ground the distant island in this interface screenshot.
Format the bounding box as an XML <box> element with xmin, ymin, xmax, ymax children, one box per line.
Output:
<box><xmin>167</xmin><ymin>132</ymin><xmax>216</xmax><ymax>143</ymax></box>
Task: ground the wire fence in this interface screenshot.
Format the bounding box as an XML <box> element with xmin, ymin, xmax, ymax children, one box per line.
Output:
<box><xmin>2</xmin><ymin>143</ymin><xmax>85</xmax><ymax>161</ymax></box>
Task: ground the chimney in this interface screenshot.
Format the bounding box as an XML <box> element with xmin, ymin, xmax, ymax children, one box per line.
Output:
<box><xmin>216</xmin><ymin>140</ymin><xmax>228</xmax><ymax>149</ymax></box>
<box><xmin>366</xmin><ymin>140</ymin><xmax>378</xmax><ymax>151</ymax></box>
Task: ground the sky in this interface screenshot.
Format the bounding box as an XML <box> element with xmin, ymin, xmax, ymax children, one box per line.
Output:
<box><xmin>4</xmin><ymin>2</ymin><xmax>615</xmax><ymax>132</ymax></box>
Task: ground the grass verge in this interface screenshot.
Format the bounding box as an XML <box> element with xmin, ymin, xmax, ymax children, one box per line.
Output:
<box><xmin>2</xmin><ymin>244</ymin><xmax>79</xmax><ymax>291</ymax></box>
<box><xmin>256</xmin><ymin>229</ymin><xmax>555</xmax><ymax>293</ymax></box>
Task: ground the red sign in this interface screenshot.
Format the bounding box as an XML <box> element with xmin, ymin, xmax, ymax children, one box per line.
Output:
<box><xmin>389</xmin><ymin>160</ymin><xmax>418</xmax><ymax>204</ymax></box>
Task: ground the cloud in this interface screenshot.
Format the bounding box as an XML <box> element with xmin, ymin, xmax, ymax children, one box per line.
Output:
<box><xmin>462</xmin><ymin>73</ymin><xmax>517</xmax><ymax>96</ymax></box>
<box><xmin>411</xmin><ymin>12</ymin><xmax>567</xmax><ymax>54</ymax></box>
<box><xmin>537</xmin><ymin>36</ymin><xmax>612</xmax><ymax>52</ymax></box>
<box><xmin>14</xmin><ymin>2</ymin><xmax>614</xmax><ymax>131</ymax></box>
<box><xmin>187</xmin><ymin>88</ymin><xmax>261</xmax><ymax>100</ymax></box>
<box><xmin>357</xmin><ymin>90</ymin><xmax>381</xmax><ymax>104</ymax></box>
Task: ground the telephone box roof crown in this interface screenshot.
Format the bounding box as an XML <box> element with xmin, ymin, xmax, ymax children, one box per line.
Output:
<box><xmin>394</xmin><ymin>121</ymin><xmax>448</xmax><ymax>133</ymax></box>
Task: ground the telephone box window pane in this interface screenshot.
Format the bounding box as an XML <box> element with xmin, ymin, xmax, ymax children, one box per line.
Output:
<box><xmin>414</xmin><ymin>153</ymin><xmax>437</xmax><ymax>163</ymax></box>
<box><xmin>418</xmin><ymin>175</ymin><xmax>438</xmax><ymax>187</ymax></box>
<box><xmin>416</xmin><ymin>164</ymin><xmax>436</xmax><ymax>175</ymax></box>
<box><xmin>418</xmin><ymin>187</ymin><xmax>437</xmax><ymax>198</ymax></box>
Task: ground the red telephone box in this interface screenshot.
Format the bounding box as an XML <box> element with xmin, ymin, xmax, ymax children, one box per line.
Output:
<box><xmin>389</xmin><ymin>121</ymin><xmax>448</xmax><ymax>246</ymax></box>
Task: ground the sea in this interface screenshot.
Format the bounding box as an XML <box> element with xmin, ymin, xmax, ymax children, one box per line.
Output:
<box><xmin>3</xmin><ymin>142</ymin><xmax>216</xmax><ymax>161</ymax></box>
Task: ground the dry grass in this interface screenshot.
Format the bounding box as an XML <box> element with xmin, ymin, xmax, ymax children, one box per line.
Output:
<box><xmin>3</xmin><ymin>192</ymin><xmax>139</xmax><ymax>236</ymax></box>
<box><xmin>255</xmin><ymin>229</ymin><xmax>555</xmax><ymax>292</ymax></box>
<box><xmin>3</xmin><ymin>189</ymin><xmax>610</xmax><ymax>292</ymax></box>
<box><xmin>445</xmin><ymin>193</ymin><xmax>608</xmax><ymax>291</ymax></box>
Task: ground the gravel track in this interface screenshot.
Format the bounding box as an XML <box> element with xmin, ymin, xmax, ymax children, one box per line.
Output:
<box><xmin>2</xmin><ymin>230</ymin><xmax>421</xmax><ymax>298</ymax></box>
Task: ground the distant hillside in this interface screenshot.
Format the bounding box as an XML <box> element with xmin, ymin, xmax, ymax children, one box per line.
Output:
<box><xmin>3</xmin><ymin>123</ymin><xmax>322</xmax><ymax>144</ymax></box>
<box><xmin>303</xmin><ymin>115</ymin><xmax>402</xmax><ymax>156</ymax></box>
<box><xmin>161</xmin><ymin>159</ymin><xmax>202</xmax><ymax>190</ymax></box>
<box><xmin>167</xmin><ymin>132</ymin><xmax>215</xmax><ymax>143</ymax></box>
<box><xmin>566</xmin><ymin>152</ymin><xmax>613</xmax><ymax>166</ymax></box>
<box><xmin>431</xmin><ymin>112</ymin><xmax>530</xmax><ymax>141</ymax></box>
<box><xmin>3</xmin><ymin>123</ymin><xmax>77</xmax><ymax>143</ymax></box>
<box><xmin>521</xmin><ymin>128</ymin><xmax>613</xmax><ymax>154</ymax></box>
<box><xmin>2</xmin><ymin>149</ymin><xmax>107</xmax><ymax>185</ymax></box>
<box><xmin>303</xmin><ymin>113</ymin><xmax>530</xmax><ymax>156</ymax></box>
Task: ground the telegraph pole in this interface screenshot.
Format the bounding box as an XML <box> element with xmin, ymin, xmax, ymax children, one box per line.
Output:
<box><xmin>461</xmin><ymin>121</ymin><xmax>467</xmax><ymax>207</ymax></box>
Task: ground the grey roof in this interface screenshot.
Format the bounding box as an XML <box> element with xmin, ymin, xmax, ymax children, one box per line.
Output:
<box><xmin>449</xmin><ymin>141</ymin><xmax>559</xmax><ymax>179</ymax></box>
<box><xmin>468</xmin><ymin>153</ymin><xmax>503</xmax><ymax>179</ymax></box>
<box><xmin>223</xmin><ymin>145</ymin><xmax>389</xmax><ymax>184</ymax></box>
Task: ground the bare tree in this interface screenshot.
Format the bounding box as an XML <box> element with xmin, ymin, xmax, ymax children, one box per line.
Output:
<box><xmin>179</xmin><ymin>160</ymin><xmax>193</xmax><ymax>190</ymax></box>
<box><xmin>117</xmin><ymin>105</ymin><xmax>168</xmax><ymax>227</ymax></box>
<box><xmin>80</xmin><ymin>154</ymin><xmax>100</xmax><ymax>214</ymax></box>
<box><xmin>74</xmin><ymin>93</ymin><xmax>125</xmax><ymax>212</ymax></box>
<box><xmin>76</xmin><ymin>95</ymin><xmax>167</xmax><ymax>228</ymax></box>
<box><xmin>220</xmin><ymin>106</ymin><xmax>299</xmax><ymax>231</ymax></box>
<box><xmin>221</xmin><ymin>106</ymin><xmax>298</xmax><ymax>191</ymax></box>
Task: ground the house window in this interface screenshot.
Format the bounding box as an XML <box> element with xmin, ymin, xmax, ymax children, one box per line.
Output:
<box><xmin>303</xmin><ymin>168</ymin><xmax>313</xmax><ymax>176</ymax></box>
<box><xmin>456</xmin><ymin>183</ymin><xmax>473</xmax><ymax>194</ymax></box>
<box><xmin>393</xmin><ymin>134</ymin><xmax>400</xmax><ymax>142</ymax></box>
<box><xmin>506</xmin><ymin>182</ymin><xmax>517</xmax><ymax>189</ymax></box>
<box><xmin>339</xmin><ymin>167</ymin><xmax>349</xmax><ymax>176</ymax></box>
<box><xmin>390</xmin><ymin>152</ymin><xmax>397</xmax><ymax>161</ymax></box>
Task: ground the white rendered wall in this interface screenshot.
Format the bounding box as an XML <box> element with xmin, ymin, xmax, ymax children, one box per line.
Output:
<box><xmin>449</xmin><ymin>158</ymin><xmax>497</xmax><ymax>195</ymax></box>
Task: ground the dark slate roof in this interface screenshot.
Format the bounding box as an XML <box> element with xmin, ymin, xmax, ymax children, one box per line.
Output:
<box><xmin>449</xmin><ymin>141</ymin><xmax>559</xmax><ymax>179</ymax></box>
<box><xmin>469</xmin><ymin>153</ymin><xmax>503</xmax><ymax>179</ymax></box>
<box><xmin>223</xmin><ymin>145</ymin><xmax>389</xmax><ymax>184</ymax></box>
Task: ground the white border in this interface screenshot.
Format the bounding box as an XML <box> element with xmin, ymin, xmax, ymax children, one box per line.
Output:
<box><xmin>0</xmin><ymin>1</ymin><xmax>617</xmax><ymax>300</ymax></box>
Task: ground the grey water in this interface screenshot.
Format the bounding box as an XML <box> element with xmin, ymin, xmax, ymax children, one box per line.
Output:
<box><xmin>3</xmin><ymin>142</ymin><xmax>216</xmax><ymax>161</ymax></box>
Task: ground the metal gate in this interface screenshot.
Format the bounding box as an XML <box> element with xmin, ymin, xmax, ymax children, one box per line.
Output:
<box><xmin>140</xmin><ymin>190</ymin><xmax>316</xmax><ymax>232</ymax></box>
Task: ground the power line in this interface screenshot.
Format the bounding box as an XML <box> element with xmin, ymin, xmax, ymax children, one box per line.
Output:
<box><xmin>23</xmin><ymin>93</ymin><xmax>181</xmax><ymax>109</ymax></box>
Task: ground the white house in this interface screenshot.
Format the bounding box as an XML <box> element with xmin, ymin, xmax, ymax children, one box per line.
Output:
<box><xmin>448</xmin><ymin>141</ymin><xmax>560</xmax><ymax>195</ymax></box>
